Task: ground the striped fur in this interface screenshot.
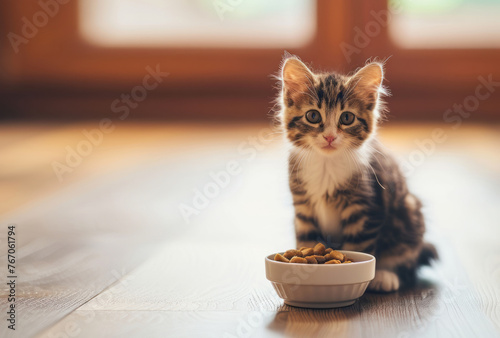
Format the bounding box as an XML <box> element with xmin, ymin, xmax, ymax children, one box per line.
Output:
<box><xmin>278</xmin><ymin>56</ymin><xmax>437</xmax><ymax>292</ymax></box>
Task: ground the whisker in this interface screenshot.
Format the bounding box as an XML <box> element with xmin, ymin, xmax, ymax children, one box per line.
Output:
<box><xmin>367</xmin><ymin>161</ymin><xmax>385</xmax><ymax>190</ymax></box>
<box><xmin>346</xmin><ymin>148</ymin><xmax>362</xmax><ymax>190</ymax></box>
<box><xmin>290</xmin><ymin>147</ymin><xmax>308</xmax><ymax>174</ymax></box>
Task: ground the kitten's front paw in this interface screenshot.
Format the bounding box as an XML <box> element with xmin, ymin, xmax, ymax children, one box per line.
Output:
<box><xmin>368</xmin><ymin>270</ymin><xmax>400</xmax><ymax>292</ymax></box>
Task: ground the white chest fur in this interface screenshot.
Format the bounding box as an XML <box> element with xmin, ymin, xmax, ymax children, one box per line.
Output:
<box><xmin>313</xmin><ymin>196</ymin><xmax>342</xmax><ymax>244</ymax></box>
<box><xmin>297</xmin><ymin>149</ymin><xmax>368</xmax><ymax>243</ymax></box>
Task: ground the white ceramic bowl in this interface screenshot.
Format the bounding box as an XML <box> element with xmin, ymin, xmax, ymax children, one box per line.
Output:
<box><xmin>265</xmin><ymin>250</ymin><xmax>375</xmax><ymax>308</ymax></box>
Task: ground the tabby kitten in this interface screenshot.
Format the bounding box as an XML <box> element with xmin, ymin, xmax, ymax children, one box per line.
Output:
<box><xmin>278</xmin><ymin>56</ymin><xmax>437</xmax><ymax>292</ymax></box>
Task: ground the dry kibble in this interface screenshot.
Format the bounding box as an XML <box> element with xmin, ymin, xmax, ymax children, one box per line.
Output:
<box><xmin>330</xmin><ymin>250</ymin><xmax>345</xmax><ymax>262</ymax></box>
<box><xmin>325</xmin><ymin>259</ymin><xmax>341</xmax><ymax>264</ymax></box>
<box><xmin>274</xmin><ymin>247</ymin><xmax>354</xmax><ymax>264</ymax></box>
<box><xmin>299</xmin><ymin>247</ymin><xmax>308</xmax><ymax>251</ymax></box>
<box><xmin>283</xmin><ymin>249</ymin><xmax>303</xmax><ymax>259</ymax></box>
<box><xmin>290</xmin><ymin>256</ymin><xmax>308</xmax><ymax>264</ymax></box>
<box><xmin>301</xmin><ymin>248</ymin><xmax>314</xmax><ymax>257</ymax></box>
<box><xmin>274</xmin><ymin>253</ymin><xmax>290</xmax><ymax>263</ymax></box>
<box><xmin>313</xmin><ymin>255</ymin><xmax>326</xmax><ymax>264</ymax></box>
<box><xmin>305</xmin><ymin>256</ymin><xmax>318</xmax><ymax>264</ymax></box>
<box><xmin>313</xmin><ymin>243</ymin><xmax>326</xmax><ymax>255</ymax></box>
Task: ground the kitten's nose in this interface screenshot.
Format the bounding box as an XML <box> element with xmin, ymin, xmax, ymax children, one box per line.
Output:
<box><xmin>323</xmin><ymin>135</ymin><xmax>336</xmax><ymax>144</ymax></box>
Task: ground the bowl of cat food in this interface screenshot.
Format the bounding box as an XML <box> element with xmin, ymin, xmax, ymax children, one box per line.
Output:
<box><xmin>265</xmin><ymin>243</ymin><xmax>375</xmax><ymax>308</ymax></box>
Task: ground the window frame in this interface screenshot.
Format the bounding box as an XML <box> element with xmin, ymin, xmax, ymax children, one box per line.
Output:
<box><xmin>349</xmin><ymin>0</ymin><xmax>500</xmax><ymax>120</ymax></box>
<box><xmin>2</xmin><ymin>0</ymin><xmax>499</xmax><ymax>120</ymax></box>
<box><xmin>4</xmin><ymin>1</ymin><xmax>350</xmax><ymax>88</ymax></box>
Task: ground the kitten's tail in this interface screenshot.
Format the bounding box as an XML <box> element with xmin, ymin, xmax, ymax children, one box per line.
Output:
<box><xmin>418</xmin><ymin>242</ymin><xmax>438</xmax><ymax>266</ymax></box>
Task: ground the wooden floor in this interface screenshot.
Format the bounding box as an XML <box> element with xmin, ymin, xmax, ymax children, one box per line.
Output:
<box><xmin>0</xmin><ymin>121</ymin><xmax>499</xmax><ymax>338</ymax></box>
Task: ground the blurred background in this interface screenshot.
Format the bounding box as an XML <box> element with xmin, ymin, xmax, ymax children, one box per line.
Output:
<box><xmin>1</xmin><ymin>0</ymin><xmax>500</xmax><ymax>121</ymax></box>
<box><xmin>1</xmin><ymin>0</ymin><xmax>500</xmax><ymax>218</ymax></box>
<box><xmin>1</xmin><ymin>1</ymin><xmax>500</xmax><ymax>337</ymax></box>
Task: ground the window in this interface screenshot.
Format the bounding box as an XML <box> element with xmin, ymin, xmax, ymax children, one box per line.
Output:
<box><xmin>389</xmin><ymin>0</ymin><xmax>500</xmax><ymax>49</ymax></box>
<box><xmin>79</xmin><ymin>0</ymin><xmax>316</xmax><ymax>48</ymax></box>
<box><xmin>3</xmin><ymin>0</ymin><xmax>499</xmax><ymax>120</ymax></box>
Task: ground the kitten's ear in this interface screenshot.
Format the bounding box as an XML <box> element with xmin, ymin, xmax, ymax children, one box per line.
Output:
<box><xmin>349</xmin><ymin>62</ymin><xmax>384</xmax><ymax>98</ymax></box>
<box><xmin>281</xmin><ymin>57</ymin><xmax>315</xmax><ymax>106</ymax></box>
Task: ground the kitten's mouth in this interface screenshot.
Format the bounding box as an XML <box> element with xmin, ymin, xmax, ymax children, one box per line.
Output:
<box><xmin>321</xmin><ymin>144</ymin><xmax>337</xmax><ymax>151</ymax></box>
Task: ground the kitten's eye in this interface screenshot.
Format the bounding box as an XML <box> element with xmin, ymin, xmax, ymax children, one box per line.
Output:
<box><xmin>305</xmin><ymin>110</ymin><xmax>322</xmax><ymax>124</ymax></box>
<box><xmin>340</xmin><ymin>111</ymin><xmax>355</xmax><ymax>125</ymax></box>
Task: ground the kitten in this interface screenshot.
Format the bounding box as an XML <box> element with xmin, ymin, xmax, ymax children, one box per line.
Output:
<box><xmin>277</xmin><ymin>55</ymin><xmax>437</xmax><ymax>292</ymax></box>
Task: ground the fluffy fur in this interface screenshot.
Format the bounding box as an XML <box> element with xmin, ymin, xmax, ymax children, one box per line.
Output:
<box><xmin>277</xmin><ymin>55</ymin><xmax>437</xmax><ymax>292</ymax></box>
